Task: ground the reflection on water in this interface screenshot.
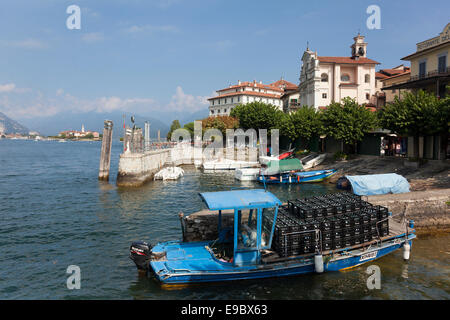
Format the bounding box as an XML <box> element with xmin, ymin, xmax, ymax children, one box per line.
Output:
<box><xmin>0</xmin><ymin>140</ymin><xmax>449</xmax><ymax>299</ymax></box>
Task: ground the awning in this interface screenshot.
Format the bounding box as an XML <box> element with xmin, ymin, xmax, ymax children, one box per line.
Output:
<box><xmin>199</xmin><ymin>189</ymin><xmax>282</xmax><ymax>211</ymax></box>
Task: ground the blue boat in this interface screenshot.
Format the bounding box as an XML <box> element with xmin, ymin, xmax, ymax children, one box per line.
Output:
<box><xmin>257</xmin><ymin>169</ymin><xmax>338</xmax><ymax>184</ymax></box>
<box><xmin>130</xmin><ymin>189</ymin><xmax>415</xmax><ymax>287</ymax></box>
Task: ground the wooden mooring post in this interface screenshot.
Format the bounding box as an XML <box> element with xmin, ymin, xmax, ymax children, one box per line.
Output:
<box><xmin>99</xmin><ymin>120</ymin><xmax>113</xmax><ymax>181</ymax></box>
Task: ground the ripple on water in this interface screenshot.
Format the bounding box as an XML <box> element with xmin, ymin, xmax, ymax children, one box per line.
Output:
<box><xmin>0</xmin><ymin>140</ymin><xmax>449</xmax><ymax>299</ymax></box>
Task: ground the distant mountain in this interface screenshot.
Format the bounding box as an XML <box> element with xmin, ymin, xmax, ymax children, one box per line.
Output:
<box><xmin>19</xmin><ymin>111</ymin><xmax>170</xmax><ymax>138</ymax></box>
<box><xmin>0</xmin><ymin>112</ymin><xmax>30</xmax><ymax>134</ymax></box>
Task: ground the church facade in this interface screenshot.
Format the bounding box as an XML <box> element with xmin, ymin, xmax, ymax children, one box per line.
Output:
<box><xmin>299</xmin><ymin>35</ymin><xmax>380</xmax><ymax>109</ymax></box>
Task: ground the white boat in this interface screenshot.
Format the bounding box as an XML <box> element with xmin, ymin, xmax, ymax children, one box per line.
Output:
<box><xmin>154</xmin><ymin>167</ymin><xmax>184</xmax><ymax>180</ymax></box>
<box><xmin>202</xmin><ymin>159</ymin><xmax>259</xmax><ymax>170</ymax></box>
<box><xmin>300</xmin><ymin>153</ymin><xmax>326</xmax><ymax>170</ymax></box>
<box><xmin>235</xmin><ymin>168</ymin><xmax>261</xmax><ymax>181</ymax></box>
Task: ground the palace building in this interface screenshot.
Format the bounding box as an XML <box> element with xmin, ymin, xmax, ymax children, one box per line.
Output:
<box><xmin>299</xmin><ymin>34</ymin><xmax>380</xmax><ymax>109</ymax></box>
<box><xmin>382</xmin><ymin>23</ymin><xmax>449</xmax><ymax>98</ymax></box>
<box><xmin>208</xmin><ymin>79</ymin><xmax>297</xmax><ymax>117</ymax></box>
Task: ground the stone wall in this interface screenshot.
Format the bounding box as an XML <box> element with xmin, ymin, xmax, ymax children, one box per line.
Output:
<box><xmin>366</xmin><ymin>189</ymin><xmax>450</xmax><ymax>230</ymax></box>
<box><xmin>116</xmin><ymin>149</ymin><xmax>170</xmax><ymax>187</ymax></box>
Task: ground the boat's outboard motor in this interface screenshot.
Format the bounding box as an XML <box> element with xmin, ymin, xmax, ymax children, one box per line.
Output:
<box><xmin>130</xmin><ymin>241</ymin><xmax>152</xmax><ymax>272</ymax></box>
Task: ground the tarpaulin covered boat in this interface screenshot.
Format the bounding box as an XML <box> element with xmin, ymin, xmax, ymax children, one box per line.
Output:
<box><xmin>337</xmin><ymin>173</ymin><xmax>410</xmax><ymax>195</ymax></box>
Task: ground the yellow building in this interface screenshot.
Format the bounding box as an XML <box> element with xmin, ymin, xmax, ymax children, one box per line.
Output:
<box><xmin>383</xmin><ymin>23</ymin><xmax>449</xmax><ymax>97</ymax></box>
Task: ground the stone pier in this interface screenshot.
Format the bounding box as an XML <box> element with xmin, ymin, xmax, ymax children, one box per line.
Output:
<box><xmin>116</xmin><ymin>149</ymin><xmax>171</xmax><ymax>187</ymax></box>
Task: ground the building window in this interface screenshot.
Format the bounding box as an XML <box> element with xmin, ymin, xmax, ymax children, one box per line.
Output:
<box><xmin>321</xmin><ymin>73</ymin><xmax>328</xmax><ymax>82</ymax></box>
<box><xmin>212</xmin><ymin>100</ymin><xmax>214</xmax><ymax>106</ymax></box>
<box><xmin>322</xmin><ymin>93</ymin><xmax>327</xmax><ymax>99</ymax></box>
<box><xmin>211</xmin><ymin>110</ymin><xmax>214</xmax><ymax>114</ymax></box>
<box><xmin>238</xmin><ymin>96</ymin><xmax>240</xmax><ymax>102</ymax></box>
<box><xmin>341</xmin><ymin>74</ymin><xmax>350</xmax><ymax>82</ymax></box>
<box><xmin>231</xmin><ymin>98</ymin><xmax>234</xmax><ymax>103</ymax></box>
<box><xmin>224</xmin><ymin>109</ymin><xmax>227</xmax><ymax>113</ymax></box>
<box><xmin>438</xmin><ymin>55</ymin><xmax>447</xmax><ymax>73</ymax></box>
<box><xmin>419</xmin><ymin>61</ymin><xmax>426</xmax><ymax>78</ymax></box>
<box><xmin>365</xmin><ymin>74</ymin><xmax>370</xmax><ymax>83</ymax></box>
<box><xmin>366</xmin><ymin>93</ymin><xmax>370</xmax><ymax>100</ymax></box>
<box><xmin>225</xmin><ymin>98</ymin><xmax>227</xmax><ymax>103</ymax></box>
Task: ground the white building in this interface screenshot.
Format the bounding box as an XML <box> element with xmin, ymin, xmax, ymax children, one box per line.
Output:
<box><xmin>208</xmin><ymin>79</ymin><xmax>297</xmax><ymax>116</ymax></box>
<box><xmin>299</xmin><ymin>34</ymin><xmax>380</xmax><ymax>109</ymax></box>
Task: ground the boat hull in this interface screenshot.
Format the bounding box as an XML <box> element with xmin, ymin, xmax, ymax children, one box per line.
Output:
<box><xmin>257</xmin><ymin>169</ymin><xmax>337</xmax><ymax>184</ymax></box>
<box><xmin>149</xmin><ymin>234</ymin><xmax>414</xmax><ymax>286</ymax></box>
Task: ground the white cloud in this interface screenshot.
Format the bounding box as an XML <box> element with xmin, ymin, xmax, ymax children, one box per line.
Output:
<box><xmin>6</xmin><ymin>39</ymin><xmax>47</xmax><ymax>49</ymax></box>
<box><xmin>81</xmin><ymin>32</ymin><xmax>105</xmax><ymax>43</ymax></box>
<box><xmin>0</xmin><ymin>85</ymin><xmax>208</xmax><ymax>119</ymax></box>
<box><xmin>123</xmin><ymin>24</ymin><xmax>179</xmax><ymax>34</ymax></box>
<box><xmin>167</xmin><ymin>86</ymin><xmax>209</xmax><ymax>112</ymax></box>
<box><xmin>0</xmin><ymin>83</ymin><xmax>16</xmax><ymax>93</ymax></box>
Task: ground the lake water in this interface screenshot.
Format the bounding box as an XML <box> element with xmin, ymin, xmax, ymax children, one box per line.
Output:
<box><xmin>0</xmin><ymin>139</ymin><xmax>449</xmax><ymax>299</ymax></box>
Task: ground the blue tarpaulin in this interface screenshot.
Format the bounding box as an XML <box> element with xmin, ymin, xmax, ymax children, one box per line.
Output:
<box><xmin>345</xmin><ymin>173</ymin><xmax>410</xmax><ymax>196</ymax></box>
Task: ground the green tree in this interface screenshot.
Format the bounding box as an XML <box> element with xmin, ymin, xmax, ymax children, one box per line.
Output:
<box><xmin>280</xmin><ymin>106</ymin><xmax>323</xmax><ymax>143</ymax></box>
<box><xmin>167</xmin><ymin>120</ymin><xmax>181</xmax><ymax>140</ymax></box>
<box><xmin>378</xmin><ymin>90</ymin><xmax>444</xmax><ymax>158</ymax></box>
<box><xmin>321</xmin><ymin>98</ymin><xmax>378</xmax><ymax>153</ymax></box>
<box><xmin>230</xmin><ymin>102</ymin><xmax>284</xmax><ymax>135</ymax></box>
<box><xmin>183</xmin><ymin>122</ymin><xmax>195</xmax><ymax>139</ymax></box>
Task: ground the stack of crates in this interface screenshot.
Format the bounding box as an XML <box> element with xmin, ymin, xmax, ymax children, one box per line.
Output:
<box><xmin>272</xmin><ymin>192</ymin><xmax>390</xmax><ymax>257</ymax></box>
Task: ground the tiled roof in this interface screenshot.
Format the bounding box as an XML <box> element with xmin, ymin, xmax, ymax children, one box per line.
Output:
<box><xmin>318</xmin><ymin>56</ymin><xmax>380</xmax><ymax>65</ymax></box>
<box><xmin>208</xmin><ymin>90</ymin><xmax>282</xmax><ymax>101</ymax></box>
<box><xmin>270</xmin><ymin>79</ymin><xmax>298</xmax><ymax>90</ymax></box>
<box><xmin>380</xmin><ymin>70</ymin><xmax>411</xmax><ymax>81</ymax></box>
<box><xmin>376</xmin><ymin>72</ymin><xmax>389</xmax><ymax>79</ymax></box>
<box><xmin>216</xmin><ymin>81</ymin><xmax>284</xmax><ymax>93</ymax></box>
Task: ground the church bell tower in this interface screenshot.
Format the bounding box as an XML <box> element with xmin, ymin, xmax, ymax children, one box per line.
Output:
<box><xmin>351</xmin><ymin>34</ymin><xmax>368</xmax><ymax>59</ymax></box>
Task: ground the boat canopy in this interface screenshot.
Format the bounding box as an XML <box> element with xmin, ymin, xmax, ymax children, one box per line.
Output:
<box><xmin>345</xmin><ymin>173</ymin><xmax>410</xmax><ymax>196</ymax></box>
<box><xmin>199</xmin><ymin>189</ymin><xmax>282</xmax><ymax>211</ymax></box>
<box><xmin>263</xmin><ymin>158</ymin><xmax>303</xmax><ymax>175</ymax></box>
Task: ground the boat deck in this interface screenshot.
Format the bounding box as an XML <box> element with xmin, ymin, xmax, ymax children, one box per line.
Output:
<box><xmin>261</xmin><ymin>218</ymin><xmax>410</xmax><ymax>264</ymax></box>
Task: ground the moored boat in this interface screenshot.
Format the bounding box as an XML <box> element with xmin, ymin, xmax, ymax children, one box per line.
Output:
<box><xmin>300</xmin><ymin>153</ymin><xmax>326</xmax><ymax>170</ymax></box>
<box><xmin>202</xmin><ymin>159</ymin><xmax>259</xmax><ymax>170</ymax></box>
<box><xmin>258</xmin><ymin>169</ymin><xmax>338</xmax><ymax>184</ymax></box>
<box><xmin>130</xmin><ymin>189</ymin><xmax>415</xmax><ymax>286</ymax></box>
<box><xmin>235</xmin><ymin>168</ymin><xmax>261</xmax><ymax>181</ymax></box>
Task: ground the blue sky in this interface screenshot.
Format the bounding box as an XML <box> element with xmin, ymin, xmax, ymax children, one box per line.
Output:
<box><xmin>0</xmin><ymin>0</ymin><xmax>449</xmax><ymax>127</ymax></box>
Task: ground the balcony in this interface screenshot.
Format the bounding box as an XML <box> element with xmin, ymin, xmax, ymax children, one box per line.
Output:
<box><xmin>410</xmin><ymin>66</ymin><xmax>450</xmax><ymax>81</ymax></box>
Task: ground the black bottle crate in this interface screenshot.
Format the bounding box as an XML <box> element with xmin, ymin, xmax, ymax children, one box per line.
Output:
<box><xmin>354</xmin><ymin>226</ymin><xmax>362</xmax><ymax>236</ymax></box>
<box><xmin>339</xmin><ymin>215</ymin><xmax>353</xmax><ymax>229</ymax></box>
<box><xmin>354</xmin><ymin>236</ymin><xmax>363</xmax><ymax>245</ymax></box>
<box><xmin>341</xmin><ymin>227</ymin><xmax>354</xmax><ymax>238</ymax></box>
<box><xmin>334</xmin><ymin>238</ymin><xmax>344</xmax><ymax>249</ymax></box>
<box><xmin>378</xmin><ymin>226</ymin><xmax>389</xmax><ymax>237</ymax></box>
<box><xmin>322</xmin><ymin>230</ymin><xmax>334</xmax><ymax>241</ymax></box>
<box><xmin>362</xmin><ymin>224</ymin><xmax>370</xmax><ymax>235</ymax></box>
<box><xmin>362</xmin><ymin>233</ymin><xmax>372</xmax><ymax>242</ymax></box>
<box><xmin>322</xmin><ymin>239</ymin><xmax>333</xmax><ymax>251</ymax></box>
<box><xmin>318</xmin><ymin>218</ymin><xmax>333</xmax><ymax>231</ymax></box>
<box><xmin>332</xmin><ymin>228</ymin><xmax>343</xmax><ymax>240</ymax></box>
<box><xmin>343</xmin><ymin>237</ymin><xmax>355</xmax><ymax>247</ymax></box>
<box><xmin>305</xmin><ymin>219</ymin><xmax>320</xmax><ymax>231</ymax></box>
<box><xmin>377</xmin><ymin>206</ymin><xmax>389</xmax><ymax>221</ymax></box>
<box><xmin>360</xmin><ymin>214</ymin><xmax>370</xmax><ymax>225</ymax></box>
